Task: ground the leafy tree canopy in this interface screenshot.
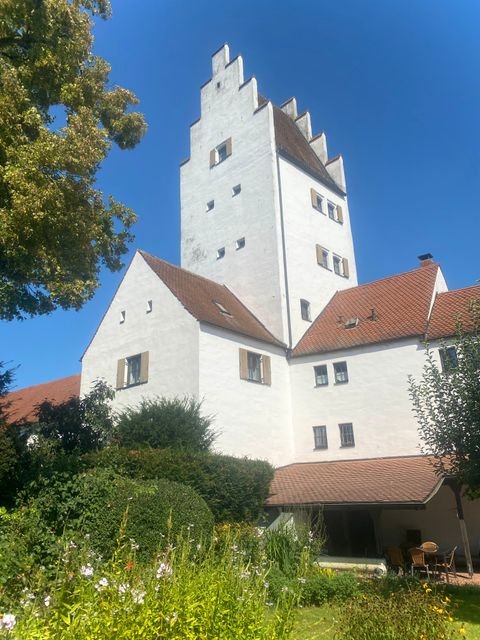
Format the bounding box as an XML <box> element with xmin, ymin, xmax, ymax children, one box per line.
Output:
<box><xmin>0</xmin><ymin>0</ymin><xmax>147</xmax><ymax>320</ymax></box>
<box><xmin>409</xmin><ymin>303</ymin><xmax>480</xmax><ymax>497</ymax></box>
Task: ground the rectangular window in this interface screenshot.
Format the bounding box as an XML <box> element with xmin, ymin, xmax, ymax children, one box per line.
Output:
<box><xmin>313</xmin><ymin>426</ymin><xmax>328</xmax><ymax>450</ymax></box>
<box><xmin>239</xmin><ymin>349</ymin><xmax>271</xmax><ymax>385</ymax></box>
<box><xmin>300</xmin><ymin>299</ymin><xmax>311</xmax><ymax>321</ymax></box>
<box><xmin>232</xmin><ymin>184</ymin><xmax>241</xmax><ymax>196</ymax></box>
<box><xmin>334</xmin><ymin>361</ymin><xmax>349</xmax><ymax>384</ymax></box>
<box><xmin>310</xmin><ymin>188</ymin><xmax>325</xmax><ymax>214</ymax></box>
<box><xmin>316</xmin><ymin>244</ymin><xmax>329</xmax><ymax>269</ymax></box>
<box><xmin>120</xmin><ymin>310</ymin><xmax>126</xmax><ymax>324</ymax></box>
<box><xmin>146</xmin><ymin>300</ymin><xmax>153</xmax><ymax>314</ymax></box>
<box><xmin>339</xmin><ymin>422</ymin><xmax>355</xmax><ymax>447</ymax></box>
<box><xmin>216</xmin><ymin>247</ymin><xmax>225</xmax><ymax>259</ymax></box>
<box><xmin>440</xmin><ymin>346</ymin><xmax>458</xmax><ymax>372</ymax></box>
<box><xmin>314</xmin><ymin>364</ymin><xmax>328</xmax><ymax>386</ymax></box>
<box><xmin>236</xmin><ymin>237</ymin><xmax>245</xmax><ymax>250</ymax></box>
<box><xmin>327</xmin><ymin>202</ymin><xmax>336</xmax><ymax>220</ymax></box>
<box><xmin>210</xmin><ymin>138</ymin><xmax>232</xmax><ymax>167</ymax></box>
<box><xmin>333</xmin><ymin>255</ymin><xmax>341</xmax><ymax>275</ymax></box>
<box><xmin>116</xmin><ymin>352</ymin><xmax>149</xmax><ymax>390</ymax></box>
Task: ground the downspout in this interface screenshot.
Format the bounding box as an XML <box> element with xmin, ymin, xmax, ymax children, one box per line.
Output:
<box><xmin>275</xmin><ymin>153</ymin><xmax>293</xmax><ymax>349</ymax></box>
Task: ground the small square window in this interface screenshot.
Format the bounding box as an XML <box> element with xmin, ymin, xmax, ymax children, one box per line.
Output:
<box><xmin>314</xmin><ymin>365</ymin><xmax>328</xmax><ymax>386</ymax></box>
<box><xmin>300</xmin><ymin>299</ymin><xmax>311</xmax><ymax>321</ymax></box>
<box><xmin>216</xmin><ymin>247</ymin><xmax>225</xmax><ymax>260</ymax></box>
<box><xmin>327</xmin><ymin>202</ymin><xmax>336</xmax><ymax>220</ymax></box>
<box><xmin>146</xmin><ymin>300</ymin><xmax>153</xmax><ymax>314</ymax></box>
<box><xmin>439</xmin><ymin>346</ymin><xmax>458</xmax><ymax>372</ymax></box>
<box><xmin>339</xmin><ymin>422</ymin><xmax>355</xmax><ymax>447</ymax></box>
<box><xmin>232</xmin><ymin>184</ymin><xmax>241</xmax><ymax>196</ymax></box>
<box><xmin>313</xmin><ymin>425</ymin><xmax>328</xmax><ymax>450</ymax></box>
<box><xmin>333</xmin><ymin>255</ymin><xmax>341</xmax><ymax>275</ymax></box>
<box><xmin>206</xmin><ymin>200</ymin><xmax>215</xmax><ymax>212</ymax></box>
<box><xmin>334</xmin><ymin>361</ymin><xmax>349</xmax><ymax>384</ymax></box>
<box><xmin>120</xmin><ymin>310</ymin><xmax>126</xmax><ymax>324</ymax></box>
<box><xmin>236</xmin><ymin>237</ymin><xmax>245</xmax><ymax>250</ymax></box>
<box><xmin>216</xmin><ymin>81</ymin><xmax>221</xmax><ymax>89</ymax></box>
<box><xmin>126</xmin><ymin>354</ymin><xmax>141</xmax><ymax>386</ymax></box>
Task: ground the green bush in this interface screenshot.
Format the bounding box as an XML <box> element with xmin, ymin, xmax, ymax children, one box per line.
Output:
<box><xmin>301</xmin><ymin>567</ymin><xmax>359</xmax><ymax>606</ymax></box>
<box><xmin>85</xmin><ymin>447</ymin><xmax>274</xmax><ymax>522</ymax></box>
<box><xmin>114</xmin><ymin>397</ymin><xmax>215</xmax><ymax>451</ymax></box>
<box><xmin>29</xmin><ymin>469</ymin><xmax>214</xmax><ymax>560</ymax></box>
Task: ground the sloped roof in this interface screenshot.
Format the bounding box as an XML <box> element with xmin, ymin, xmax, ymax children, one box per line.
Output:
<box><xmin>266</xmin><ymin>455</ymin><xmax>443</xmax><ymax>507</ymax></box>
<box><xmin>292</xmin><ymin>263</ymin><xmax>439</xmax><ymax>357</ymax></box>
<box><xmin>426</xmin><ymin>285</ymin><xmax>480</xmax><ymax>341</ymax></box>
<box><xmin>4</xmin><ymin>374</ymin><xmax>81</xmax><ymax>424</ymax></box>
<box><xmin>139</xmin><ymin>251</ymin><xmax>284</xmax><ymax>347</ymax></box>
<box><xmin>272</xmin><ymin>106</ymin><xmax>343</xmax><ymax>194</ymax></box>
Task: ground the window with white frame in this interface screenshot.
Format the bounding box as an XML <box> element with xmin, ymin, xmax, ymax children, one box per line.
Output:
<box><xmin>339</xmin><ymin>422</ymin><xmax>355</xmax><ymax>447</ymax></box>
<box><xmin>334</xmin><ymin>361</ymin><xmax>349</xmax><ymax>384</ymax></box>
<box><xmin>210</xmin><ymin>138</ymin><xmax>232</xmax><ymax>167</ymax></box>
<box><xmin>333</xmin><ymin>255</ymin><xmax>349</xmax><ymax>278</ymax></box>
<box><xmin>316</xmin><ymin>245</ymin><xmax>329</xmax><ymax>269</ymax></box>
<box><xmin>116</xmin><ymin>352</ymin><xmax>149</xmax><ymax>389</ymax></box>
<box><xmin>327</xmin><ymin>201</ymin><xmax>344</xmax><ymax>223</ymax></box>
<box><xmin>439</xmin><ymin>346</ymin><xmax>458</xmax><ymax>372</ymax></box>
<box><xmin>239</xmin><ymin>348</ymin><xmax>271</xmax><ymax>385</ymax></box>
<box><xmin>313</xmin><ymin>425</ymin><xmax>328</xmax><ymax>450</ymax></box>
<box><xmin>314</xmin><ymin>364</ymin><xmax>328</xmax><ymax>386</ymax></box>
<box><xmin>310</xmin><ymin>188</ymin><xmax>325</xmax><ymax>214</ymax></box>
<box><xmin>300</xmin><ymin>299</ymin><xmax>311</xmax><ymax>321</ymax></box>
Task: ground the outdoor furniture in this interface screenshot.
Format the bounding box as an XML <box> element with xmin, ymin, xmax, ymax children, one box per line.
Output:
<box><xmin>434</xmin><ymin>546</ymin><xmax>457</xmax><ymax>584</ymax></box>
<box><xmin>409</xmin><ymin>547</ymin><xmax>431</xmax><ymax>578</ymax></box>
<box><xmin>386</xmin><ymin>546</ymin><xmax>406</xmax><ymax>574</ymax></box>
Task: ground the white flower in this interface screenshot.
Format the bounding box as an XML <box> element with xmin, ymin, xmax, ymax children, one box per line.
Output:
<box><xmin>281</xmin><ymin>586</ymin><xmax>289</xmax><ymax>593</ymax></box>
<box><xmin>44</xmin><ymin>595</ymin><xmax>51</xmax><ymax>607</ymax></box>
<box><xmin>118</xmin><ymin>584</ymin><xmax>128</xmax><ymax>595</ymax></box>
<box><xmin>240</xmin><ymin>570</ymin><xmax>251</xmax><ymax>579</ymax></box>
<box><xmin>129</xmin><ymin>539</ymin><xmax>140</xmax><ymax>551</ymax></box>
<box><xmin>0</xmin><ymin>614</ymin><xmax>16</xmax><ymax>630</ymax></box>
<box><xmin>297</xmin><ymin>577</ymin><xmax>306</xmax><ymax>584</ymax></box>
<box><xmin>95</xmin><ymin>577</ymin><xmax>109</xmax><ymax>590</ymax></box>
<box><xmin>132</xmin><ymin>589</ymin><xmax>145</xmax><ymax>604</ymax></box>
<box><xmin>156</xmin><ymin>562</ymin><xmax>172</xmax><ymax>579</ymax></box>
<box><xmin>80</xmin><ymin>564</ymin><xmax>94</xmax><ymax>577</ymax></box>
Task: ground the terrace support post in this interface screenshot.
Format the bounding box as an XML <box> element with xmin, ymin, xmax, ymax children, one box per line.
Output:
<box><xmin>449</xmin><ymin>480</ymin><xmax>474</xmax><ymax>577</ymax></box>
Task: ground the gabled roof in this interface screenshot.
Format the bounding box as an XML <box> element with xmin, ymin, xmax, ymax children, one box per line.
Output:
<box><xmin>139</xmin><ymin>251</ymin><xmax>284</xmax><ymax>347</ymax></box>
<box><xmin>426</xmin><ymin>285</ymin><xmax>480</xmax><ymax>341</ymax></box>
<box><xmin>266</xmin><ymin>455</ymin><xmax>443</xmax><ymax>507</ymax></box>
<box><xmin>292</xmin><ymin>263</ymin><xmax>439</xmax><ymax>357</ymax></box>
<box><xmin>3</xmin><ymin>374</ymin><xmax>80</xmax><ymax>424</ymax></box>
<box><xmin>272</xmin><ymin>106</ymin><xmax>343</xmax><ymax>195</ymax></box>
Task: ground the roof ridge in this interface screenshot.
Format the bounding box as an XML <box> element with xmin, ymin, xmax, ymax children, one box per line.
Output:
<box><xmin>337</xmin><ymin>262</ymin><xmax>439</xmax><ymax>295</ymax></box>
<box><xmin>437</xmin><ymin>282</ymin><xmax>480</xmax><ymax>296</ymax></box>
<box><xmin>140</xmin><ymin>250</ymin><xmax>235</xmax><ymax>289</ymax></box>
<box><xmin>9</xmin><ymin>373</ymin><xmax>80</xmax><ymax>395</ymax></box>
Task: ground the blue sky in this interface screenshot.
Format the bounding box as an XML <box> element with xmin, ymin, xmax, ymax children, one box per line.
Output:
<box><xmin>3</xmin><ymin>0</ymin><xmax>480</xmax><ymax>390</ymax></box>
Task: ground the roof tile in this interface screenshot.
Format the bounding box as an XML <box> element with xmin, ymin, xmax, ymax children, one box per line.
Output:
<box><xmin>426</xmin><ymin>285</ymin><xmax>480</xmax><ymax>341</ymax></box>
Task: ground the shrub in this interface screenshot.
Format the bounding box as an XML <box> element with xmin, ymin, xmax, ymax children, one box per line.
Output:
<box><xmin>29</xmin><ymin>470</ymin><xmax>214</xmax><ymax>560</ymax></box>
<box><xmin>85</xmin><ymin>447</ymin><xmax>274</xmax><ymax>522</ymax></box>
<box><xmin>301</xmin><ymin>567</ymin><xmax>359</xmax><ymax>606</ymax></box>
<box><xmin>115</xmin><ymin>397</ymin><xmax>215</xmax><ymax>451</ymax></box>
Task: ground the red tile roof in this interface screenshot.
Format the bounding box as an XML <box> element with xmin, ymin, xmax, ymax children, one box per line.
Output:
<box><xmin>140</xmin><ymin>251</ymin><xmax>284</xmax><ymax>347</ymax></box>
<box><xmin>426</xmin><ymin>285</ymin><xmax>480</xmax><ymax>341</ymax></box>
<box><xmin>266</xmin><ymin>455</ymin><xmax>443</xmax><ymax>507</ymax></box>
<box><xmin>3</xmin><ymin>374</ymin><xmax>81</xmax><ymax>424</ymax></box>
<box><xmin>292</xmin><ymin>263</ymin><xmax>439</xmax><ymax>356</ymax></box>
<box><xmin>272</xmin><ymin>106</ymin><xmax>343</xmax><ymax>194</ymax></box>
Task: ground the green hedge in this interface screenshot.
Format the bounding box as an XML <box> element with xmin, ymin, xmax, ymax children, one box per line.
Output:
<box><xmin>85</xmin><ymin>448</ymin><xmax>274</xmax><ymax>523</ymax></box>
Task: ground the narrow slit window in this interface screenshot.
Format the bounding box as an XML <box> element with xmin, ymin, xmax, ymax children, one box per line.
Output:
<box><xmin>232</xmin><ymin>184</ymin><xmax>241</xmax><ymax>196</ymax></box>
<box><xmin>300</xmin><ymin>299</ymin><xmax>311</xmax><ymax>321</ymax></box>
<box><xmin>216</xmin><ymin>247</ymin><xmax>225</xmax><ymax>260</ymax></box>
<box><xmin>206</xmin><ymin>200</ymin><xmax>215</xmax><ymax>212</ymax></box>
<box><xmin>120</xmin><ymin>310</ymin><xmax>126</xmax><ymax>324</ymax></box>
<box><xmin>146</xmin><ymin>300</ymin><xmax>153</xmax><ymax>314</ymax></box>
<box><xmin>236</xmin><ymin>237</ymin><xmax>245</xmax><ymax>250</ymax></box>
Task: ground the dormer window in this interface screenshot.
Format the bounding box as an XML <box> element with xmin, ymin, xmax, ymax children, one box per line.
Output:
<box><xmin>214</xmin><ymin>301</ymin><xmax>232</xmax><ymax>317</ymax></box>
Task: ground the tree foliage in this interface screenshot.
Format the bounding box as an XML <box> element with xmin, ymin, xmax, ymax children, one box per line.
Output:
<box><xmin>409</xmin><ymin>303</ymin><xmax>480</xmax><ymax>496</ymax></box>
<box><xmin>115</xmin><ymin>397</ymin><xmax>216</xmax><ymax>452</ymax></box>
<box><xmin>0</xmin><ymin>0</ymin><xmax>147</xmax><ymax>319</ymax></box>
<box><xmin>0</xmin><ymin>363</ymin><xmax>17</xmax><ymax>489</ymax></box>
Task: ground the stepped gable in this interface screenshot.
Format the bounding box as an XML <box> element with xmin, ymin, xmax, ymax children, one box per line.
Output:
<box><xmin>4</xmin><ymin>374</ymin><xmax>80</xmax><ymax>424</ymax></box>
<box><xmin>272</xmin><ymin>105</ymin><xmax>342</xmax><ymax>194</ymax></box>
<box><xmin>266</xmin><ymin>455</ymin><xmax>443</xmax><ymax>507</ymax></box>
<box><xmin>292</xmin><ymin>263</ymin><xmax>439</xmax><ymax>356</ymax></box>
<box><xmin>139</xmin><ymin>251</ymin><xmax>284</xmax><ymax>347</ymax></box>
<box><xmin>426</xmin><ymin>285</ymin><xmax>480</xmax><ymax>340</ymax></box>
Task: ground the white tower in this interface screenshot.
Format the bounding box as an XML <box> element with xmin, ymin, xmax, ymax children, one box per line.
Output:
<box><xmin>180</xmin><ymin>45</ymin><xmax>357</xmax><ymax>346</ymax></box>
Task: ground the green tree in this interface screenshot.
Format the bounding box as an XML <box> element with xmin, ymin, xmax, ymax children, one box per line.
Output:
<box><xmin>115</xmin><ymin>397</ymin><xmax>216</xmax><ymax>452</ymax></box>
<box><xmin>0</xmin><ymin>363</ymin><xmax>17</xmax><ymax>488</ymax></box>
<box><xmin>409</xmin><ymin>303</ymin><xmax>480</xmax><ymax>497</ymax></box>
<box><xmin>0</xmin><ymin>0</ymin><xmax>147</xmax><ymax>320</ymax></box>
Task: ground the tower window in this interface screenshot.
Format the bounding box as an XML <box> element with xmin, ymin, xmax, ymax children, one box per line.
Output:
<box><xmin>232</xmin><ymin>184</ymin><xmax>241</xmax><ymax>196</ymax></box>
<box><xmin>313</xmin><ymin>426</ymin><xmax>328</xmax><ymax>450</ymax></box>
<box><xmin>120</xmin><ymin>310</ymin><xmax>126</xmax><ymax>324</ymax></box>
<box><xmin>210</xmin><ymin>138</ymin><xmax>232</xmax><ymax>167</ymax></box>
<box><xmin>206</xmin><ymin>200</ymin><xmax>215</xmax><ymax>212</ymax></box>
<box><xmin>327</xmin><ymin>202</ymin><xmax>336</xmax><ymax>220</ymax></box>
<box><xmin>316</xmin><ymin>245</ymin><xmax>329</xmax><ymax>269</ymax></box>
<box><xmin>216</xmin><ymin>247</ymin><xmax>225</xmax><ymax>260</ymax></box>
<box><xmin>333</xmin><ymin>255</ymin><xmax>341</xmax><ymax>275</ymax></box>
<box><xmin>310</xmin><ymin>188</ymin><xmax>325</xmax><ymax>214</ymax></box>
<box><xmin>146</xmin><ymin>300</ymin><xmax>153</xmax><ymax>314</ymax></box>
<box><xmin>300</xmin><ymin>299</ymin><xmax>311</xmax><ymax>321</ymax></box>
<box><xmin>217</xmin><ymin>143</ymin><xmax>228</xmax><ymax>163</ymax></box>
<box><xmin>236</xmin><ymin>237</ymin><xmax>245</xmax><ymax>250</ymax></box>
<box><xmin>339</xmin><ymin>423</ymin><xmax>355</xmax><ymax>447</ymax></box>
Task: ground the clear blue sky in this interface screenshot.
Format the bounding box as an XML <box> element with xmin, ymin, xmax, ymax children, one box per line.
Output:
<box><xmin>3</xmin><ymin>0</ymin><xmax>480</xmax><ymax>390</ymax></box>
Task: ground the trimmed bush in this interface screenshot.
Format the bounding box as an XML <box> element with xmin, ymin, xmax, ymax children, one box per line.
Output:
<box><xmin>85</xmin><ymin>448</ymin><xmax>274</xmax><ymax>523</ymax></box>
<box><xmin>29</xmin><ymin>469</ymin><xmax>214</xmax><ymax>560</ymax></box>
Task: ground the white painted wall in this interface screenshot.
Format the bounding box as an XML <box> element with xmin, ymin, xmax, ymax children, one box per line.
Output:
<box><xmin>81</xmin><ymin>252</ymin><xmax>200</xmax><ymax>411</ymax></box>
<box><xmin>198</xmin><ymin>323</ymin><xmax>293</xmax><ymax>466</ymax></box>
<box><xmin>279</xmin><ymin>156</ymin><xmax>357</xmax><ymax>345</ymax></box>
<box><xmin>381</xmin><ymin>485</ymin><xmax>480</xmax><ymax>558</ymax></box>
<box><xmin>180</xmin><ymin>45</ymin><xmax>288</xmax><ymax>343</ymax></box>
<box><xmin>289</xmin><ymin>338</ymin><xmax>430</xmax><ymax>462</ymax></box>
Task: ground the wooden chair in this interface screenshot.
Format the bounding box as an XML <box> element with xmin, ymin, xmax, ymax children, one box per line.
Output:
<box><xmin>409</xmin><ymin>547</ymin><xmax>431</xmax><ymax>578</ymax></box>
<box><xmin>434</xmin><ymin>546</ymin><xmax>457</xmax><ymax>583</ymax></box>
<box><xmin>386</xmin><ymin>546</ymin><xmax>405</xmax><ymax>574</ymax></box>
<box><xmin>418</xmin><ymin>541</ymin><xmax>439</xmax><ymax>554</ymax></box>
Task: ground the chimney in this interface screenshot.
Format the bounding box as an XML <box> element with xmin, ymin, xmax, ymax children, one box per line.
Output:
<box><xmin>418</xmin><ymin>253</ymin><xmax>433</xmax><ymax>267</ymax></box>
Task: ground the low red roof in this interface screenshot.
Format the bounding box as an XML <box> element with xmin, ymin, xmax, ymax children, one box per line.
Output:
<box><xmin>292</xmin><ymin>263</ymin><xmax>439</xmax><ymax>356</ymax></box>
<box><xmin>427</xmin><ymin>285</ymin><xmax>480</xmax><ymax>341</ymax></box>
<box><xmin>4</xmin><ymin>374</ymin><xmax>81</xmax><ymax>424</ymax></box>
<box><xmin>140</xmin><ymin>251</ymin><xmax>284</xmax><ymax>347</ymax></box>
<box><xmin>266</xmin><ymin>455</ymin><xmax>443</xmax><ymax>507</ymax></box>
